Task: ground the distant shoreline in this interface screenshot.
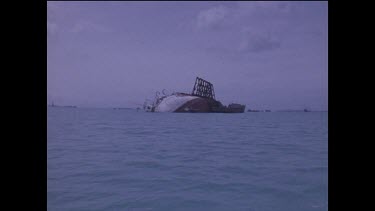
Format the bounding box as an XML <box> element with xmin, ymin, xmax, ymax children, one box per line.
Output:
<box><xmin>48</xmin><ymin>105</ymin><xmax>77</xmax><ymax>108</ymax></box>
<box><xmin>47</xmin><ymin>106</ymin><xmax>327</xmax><ymax>112</ymax></box>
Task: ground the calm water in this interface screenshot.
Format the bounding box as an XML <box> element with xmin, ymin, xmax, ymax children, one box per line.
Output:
<box><xmin>47</xmin><ymin>107</ymin><xmax>328</xmax><ymax>211</ymax></box>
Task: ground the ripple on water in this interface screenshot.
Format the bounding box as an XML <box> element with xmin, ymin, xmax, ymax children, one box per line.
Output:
<box><xmin>48</xmin><ymin>108</ymin><xmax>328</xmax><ymax>211</ymax></box>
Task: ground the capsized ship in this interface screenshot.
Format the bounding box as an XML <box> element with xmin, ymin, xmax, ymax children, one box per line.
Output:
<box><xmin>144</xmin><ymin>77</ymin><xmax>245</xmax><ymax>113</ymax></box>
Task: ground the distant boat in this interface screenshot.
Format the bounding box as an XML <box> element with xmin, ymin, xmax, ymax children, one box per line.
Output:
<box><xmin>63</xmin><ymin>105</ymin><xmax>77</xmax><ymax>108</ymax></box>
<box><xmin>248</xmin><ymin>109</ymin><xmax>260</xmax><ymax>112</ymax></box>
<box><xmin>277</xmin><ymin>109</ymin><xmax>310</xmax><ymax>112</ymax></box>
<box><xmin>248</xmin><ymin>109</ymin><xmax>271</xmax><ymax>112</ymax></box>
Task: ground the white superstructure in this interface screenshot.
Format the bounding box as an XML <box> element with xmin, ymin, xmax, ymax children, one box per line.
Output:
<box><xmin>154</xmin><ymin>95</ymin><xmax>198</xmax><ymax>112</ymax></box>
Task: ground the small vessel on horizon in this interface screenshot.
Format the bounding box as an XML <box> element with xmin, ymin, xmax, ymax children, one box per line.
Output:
<box><xmin>248</xmin><ymin>109</ymin><xmax>271</xmax><ymax>112</ymax></box>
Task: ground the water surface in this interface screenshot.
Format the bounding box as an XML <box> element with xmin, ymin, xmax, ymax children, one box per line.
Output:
<box><xmin>48</xmin><ymin>108</ymin><xmax>328</xmax><ymax>211</ymax></box>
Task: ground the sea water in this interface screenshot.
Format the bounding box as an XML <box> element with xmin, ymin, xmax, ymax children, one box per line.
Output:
<box><xmin>47</xmin><ymin>107</ymin><xmax>328</xmax><ymax>211</ymax></box>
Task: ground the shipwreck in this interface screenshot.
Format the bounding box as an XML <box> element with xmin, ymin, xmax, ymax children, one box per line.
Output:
<box><xmin>143</xmin><ymin>77</ymin><xmax>245</xmax><ymax>113</ymax></box>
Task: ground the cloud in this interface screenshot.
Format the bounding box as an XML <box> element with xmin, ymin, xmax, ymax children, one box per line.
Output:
<box><xmin>47</xmin><ymin>2</ymin><xmax>60</xmax><ymax>36</ymax></box>
<box><xmin>196</xmin><ymin>5</ymin><xmax>230</xmax><ymax>29</ymax></box>
<box><xmin>47</xmin><ymin>2</ymin><xmax>112</xmax><ymax>35</ymax></box>
<box><xmin>47</xmin><ymin>1</ymin><xmax>60</xmax><ymax>20</ymax></box>
<box><xmin>70</xmin><ymin>20</ymin><xmax>111</xmax><ymax>33</ymax></box>
<box><xmin>236</xmin><ymin>1</ymin><xmax>293</xmax><ymax>16</ymax></box>
<box><xmin>195</xmin><ymin>2</ymin><xmax>293</xmax><ymax>29</ymax></box>
<box><xmin>47</xmin><ymin>21</ymin><xmax>58</xmax><ymax>35</ymax></box>
<box><xmin>238</xmin><ymin>29</ymin><xmax>281</xmax><ymax>53</ymax></box>
<box><xmin>194</xmin><ymin>3</ymin><xmax>287</xmax><ymax>54</ymax></box>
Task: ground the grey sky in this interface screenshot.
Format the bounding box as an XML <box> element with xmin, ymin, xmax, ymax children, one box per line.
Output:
<box><xmin>47</xmin><ymin>1</ymin><xmax>328</xmax><ymax>110</ymax></box>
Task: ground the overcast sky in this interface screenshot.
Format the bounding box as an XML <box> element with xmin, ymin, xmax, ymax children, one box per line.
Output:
<box><xmin>47</xmin><ymin>1</ymin><xmax>327</xmax><ymax>110</ymax></box>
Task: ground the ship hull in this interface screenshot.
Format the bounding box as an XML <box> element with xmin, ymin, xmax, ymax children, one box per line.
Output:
<box><xmin>153</xmin><ymin>94</ymin><xmax>245</xmax><ymax>113</ymax></box>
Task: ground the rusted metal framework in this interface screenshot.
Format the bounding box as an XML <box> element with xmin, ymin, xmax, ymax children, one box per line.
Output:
<box><xmin>191</xmin><ymin>77</ymin><xmax>216</xmax><ymax>100</ymax></box>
